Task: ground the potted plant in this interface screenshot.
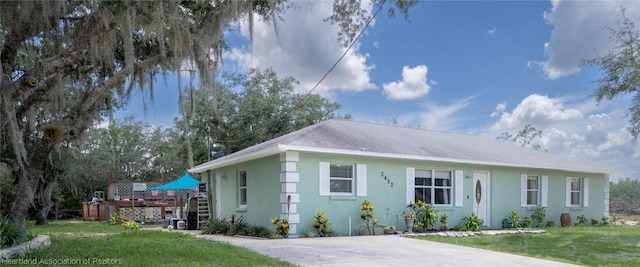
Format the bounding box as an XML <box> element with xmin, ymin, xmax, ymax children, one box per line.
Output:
<box><xmin>402</xmin><ymin>210</ymin><xmax>416</xmax><ymax>233</ymax></box>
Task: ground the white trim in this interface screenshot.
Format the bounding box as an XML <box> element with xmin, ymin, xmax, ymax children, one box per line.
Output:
<box><xmin>356</xmin><ymin>164</ymin><xmax>367</xmax><ymax>197</ymax></box>
<box><xmin>454</xmin><ymin>170</ymin><xmax>464</xmax><ymax>207</ymax></box>
<box><xmin>190</xmin><ymin>146</ymin><xmax>284</xmax><ymax>173</ymax></box>
<box><xmin>277</xmin><ymin>145</ymin><xmax>611</xmax><ymax>174</ymax></box>
<box><xmin>279</xmin><ymin>151</ymin><xmax>299</xmax><ymax>162</ymax></box>
<box><xmin>583</xmin><ymin>178</ymin><xmax>589</xmax><ymax>207</ymax></box>
<box><xmin>190</xmin><ymin>143</ymin><xmax>611</xmax><ymax>174</ymax></box>
<box><xmin>280</xmin><ymin>162</ymin><xmax>296</xmax><ymax>172</ymax></box>
<box><xmin>520</xmin><ymin>174</ymin><xmax>528</xmax><ymax>207</ymax></box>
<box><xmin>406</xmin><ymin>168</ymin><xmax>415</xmax><ymax>205</ymax></box>
<box><xmin>541</xmin><ymin>176</ymin><xmax>548</xmax><ymax>207</ymax></box>
<box><xmin>319</xmin><ymin>162</ymin><xmax>330</xmax><ymax>196</ymax></box>
<box><xmin>565</xmin><ymin>177</ymin><xmax>572</xmax><ymax>207</ymax></box>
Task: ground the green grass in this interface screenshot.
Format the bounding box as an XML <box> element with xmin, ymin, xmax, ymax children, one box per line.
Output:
<box><xmin>414</xmin><ymin>226</ymin><xmax>640</xmax><ymax>266</ymax></box>
<box><xmin>18</xmin><ymin>220</ymin><xmax>294</xmax><ymax>267</ymax></box>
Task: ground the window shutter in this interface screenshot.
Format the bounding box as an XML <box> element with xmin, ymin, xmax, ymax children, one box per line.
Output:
<box><xmin>520</xmin><ymin>174</ymin><xmax>528</xmax><ymax>207</ymax></box>
<box><xmin>541</xmin><ymin>176</ymin><xmax>548</xmax><ymax>207</ymax></box>
<box><xmin>356</xmin><ymin>164</ymin><xmax>367</xmax><ymax>196</ymax></box>
<box><xmin>319</xmin><ymin>162</ymin><xmax>330</xmax><ymax>196</ymax></box>
<box><xmin>565</xmin><ymin>177</ymin><xmax>571</xmax><ymax>207</ymax></box>
<box><xmin>455</xmin><ymin>170</ymin><xmax>464</xmax><ymax>207</ymax></box>
<box><xmin>583</xmin><ymin>178</ymin><xmax>589</xmax><ymax>207</ymax></box>
<box><xmin>406</xmin><ymin>168</ymin><xmax>415</xmax><ymax>205</ymax></box>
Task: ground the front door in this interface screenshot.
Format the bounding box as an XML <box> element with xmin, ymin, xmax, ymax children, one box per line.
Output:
<box><xmin>473</xmin><ymin>171</ymin><xmax>490</xmax><ymax>227</ymax></box>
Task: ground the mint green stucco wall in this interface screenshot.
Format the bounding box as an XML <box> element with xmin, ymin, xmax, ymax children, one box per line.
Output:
<box><xmin>208</xmin><ymin>155</ymin><xmax>281</xmax><ymax>228</ymax></box>
<box><xmin>207</xmin><ymin>151</ymin><xmax>606</xmax><ymax>236</ymax></box>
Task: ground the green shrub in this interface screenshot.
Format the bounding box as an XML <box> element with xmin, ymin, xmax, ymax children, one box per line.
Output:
<box><xmin>270</xmin><ymin>217</ymin><xmax>289</xmax><ymax>238</ymax></box>
<box><xmin>122</xmin><ymin>220</ymin><xmax>140</xmax><ymax>230</ymax></box>
<box><xmin>600</xmin><ymin>216</ymin><xmax>610</xmax><ymax>226</ymax></box>
<box><xmin>458</xmin><ymin>214</ymin><xmax>483</xmax><ymax>231</ymax></box>
<box><xmin>238</xmin><ymin>224</ymin><xmax>271</xmax><ymax>238</ymax></box>
<box><xmin>575</xmin><ymin>215</ymin><xmax>588</xmax><ymax>226</ymax></box>
<box><xmin>439</xmin><ymin>214</ymin><xmax>449</xmax><ymax>230</ymax></box>
<box><xmin>506</xmin><ymin>211</ymin><xmax>521</xmax><ymax>228</ymax></box>
<box><xmin>530</xmin><ymin>206</ymin><xmax>546</xmax><ymax>227</ymax></box>
<box><xmin>310</xmin><ymin>210</ymin><xmax>332</xmax><ymax>237</ymax></box>
<box><xmin>299</xmin><ymin>229</ymin><xmax>313</xmax><ymax>238</ymax></box>
<box><xmin>0</xmin><ymin>215</ymin><xmax>25</xmax><ymax>247</ymax></box>
<box><xmin>109</xmin><ymin>211</ymin><xmax>122</xmax><ymax>225</ymax></box>
<box><xmin>545</xmin><ymin>220</ymin><xmax>556</xmax><ymax>228</ymax></box>
<box><xmin>520</xmin><ymin>217</ymin><xmax>532</xmax><ymax>228</ymax></box>
<box><xmin>202</xmin><ymin>217</ymin><xmax>232</xmax><ymax>234</ymax></box>
<box><xmin>227</xmin><ymin>216</ymin><xmax>247</xmax><ymax>236</ymax></box>
<box><xmin>416</xmin><ymin>202</ymin><xmax>438</xmax><ymax>231</ymax></box>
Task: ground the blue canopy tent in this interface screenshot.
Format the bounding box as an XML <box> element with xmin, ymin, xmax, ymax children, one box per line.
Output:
<box><xmin>150</xmin><ymin>173</ymin><xmax>200</xmax><ymax>190</ymax></box>
<box><xmin>149</xmin><ymin>173</ymin><xmax>201</xmax><ymax>224</ymax></box>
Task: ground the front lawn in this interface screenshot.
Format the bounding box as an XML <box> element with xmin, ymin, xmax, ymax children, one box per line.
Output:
<box><xmin>17</xmin><ymin>220</ymin><xmax>293</xmax><ymax>267</ymax></box>
<box><xmin>414</xmin><ymin>226</ymin><xmax>640</xmax><ymax>266</ymax></box>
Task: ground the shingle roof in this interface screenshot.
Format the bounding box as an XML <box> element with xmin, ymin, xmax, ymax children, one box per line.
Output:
<box><xmin>189</xmin><ymin>119</ymin><xmax>610</xmax><ymax>174</ymax></box>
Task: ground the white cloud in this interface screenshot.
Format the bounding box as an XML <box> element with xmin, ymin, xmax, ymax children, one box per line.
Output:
<box><xmin>490</xmin><ymin>102</ymin><xmax>507</xmax><ymax>118</ymax></box>
<box><xmin>486</xmin><ymin>27</ymin><xmax>496</xmax><ymax>34</ymax></box>
<box><xmin>373</xmin><ymin>41</ymin><xmax>380</xmax><ymax>48</ymax></box>
<box><xmin>490</xmin><ymin>94</ymin><xmax>583</xmax><ymax>130</ymax></box>
<box><xmin>488</xmin><ymin>94</ymin><xmax>640</xmax><ymax>181</ymax></box>
<box><xmin>382</xmin><ymin>65</ymin><xmax>431</xmax><ymax>100</ymax></box>
<box><xmin>533</xmin><ymin>0</ymin><xmax>640</xmax><ymax>79</ymax></box>
<box><xmin>224</xmin><ymin>1</ymin><xmax>376</xmax><ymax>97</ymax></box>
<box><xmin>419</xmin><ymin>97</ymin><xmax>473</xmax><ymax>131</ymax></box>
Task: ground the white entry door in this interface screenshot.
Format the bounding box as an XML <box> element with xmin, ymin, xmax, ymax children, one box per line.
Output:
<box><xmin>473</xmin><ymin>171</ymin><xmax>490</xmax><ymax>227</ymax></box>
<box><xmin>215</xmin><ymin>174</ymin><xmax>222</xmax><ymax>218</ymax></box>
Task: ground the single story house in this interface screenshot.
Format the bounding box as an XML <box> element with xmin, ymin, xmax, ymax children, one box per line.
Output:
<box><xmin>189</xmin><ymin>119</ymin><xmax>610</xmax><ymax>236</ymax></box>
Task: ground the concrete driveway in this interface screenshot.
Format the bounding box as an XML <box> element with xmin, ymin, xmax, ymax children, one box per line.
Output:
<box><xmin>194</xmin><ymin>234</ymin><xmax>581</xmax><ymax>267</ymax></box>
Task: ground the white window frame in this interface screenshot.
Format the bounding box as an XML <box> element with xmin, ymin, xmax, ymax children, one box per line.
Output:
<box><xmin>238</xmin><ymin>170</ymin><xmax>247</xmax><ymax>207</ymax></box>
<box><xmin>526</xmin><ymin>175</ymin><xmax>539</xmax><ymax>206</ymax></box>
<box><xmin>521</xmin><ymin>174</ymin><xmax>548</xmax><ymax>207</ymax></box>
<box><xmin>566</xmin><ymin>177</ymin><xmax>589</xmax><ymax>208</ymax></box>
<box><xmin>414</xmin><ymin>169</ymin><xmax>452</xmax><ymax>206</ymax></box>
<box><xmin>329</xmin><ymin>163</ymin><xmax>354</xmax><ymax>195</ymax></box>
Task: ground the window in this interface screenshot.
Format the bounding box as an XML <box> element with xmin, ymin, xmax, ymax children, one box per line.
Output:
<box><xmin>238</xmin><ymin>171</ymin><xmax>247</xmax><ymax>206</ymax></box>
<box><xmin>521</xmin><ymin>174</ymin><xmax>548</xmax><ymax>207</ymax></box>
<box><xmin>569</xmin><ymin>178</ymin><xmax>581</xmax><ymax>206</ymax></box>
<box><xmin>415</xmin><ymin>170</ymin><xmax>451</xmax><ymax>205</ymax></box>
<box><xmin>526</xmin><ymin>175</ymin><xmax>539</xmax><ymax>206</ymax></box>
<box><xmin>566</xmin><ymin>177</ymin><xmax>589</xmax><ymax>207</ymax></box>
<box><xmin>330</xmin><ymin>164</ymin><xmax>353</xmax><ymax>194</ymax></box>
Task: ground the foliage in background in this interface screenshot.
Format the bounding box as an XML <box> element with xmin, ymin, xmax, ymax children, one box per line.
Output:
<box><xmin>582</xmin><ymin>11</ymin><xmax>640</xmax><ymax>138</ymax></box>
<box><xmin>271</xmin><ymin>217</ymin><xmax>289</xmax><ymax>238</ymax></box>
<box><xmin>497</xmin><ymin>124</ymin><xmax>544</xmax><ymax>150</ymax></box>
<box><xmin>360</xmin><ymin>200</ymin><xmax>377</xmax><ymax>235</ymax></box>
<box><xmin>609</xmin><ymin>178</ymin><xmax>640</xmax><ymax>215</ymax></box>
<box><xmin>575</xmin><ymin>215</ymin><xmax>588</xmax><ymax>227</ymax></box>
<box><xmin>439</xmin><ymin>214</ymin><xmax>449</xmax><ymax>230</ymax></box>
<box><xmin>530</xmin><ymin>206</ymin><xmax>546</xmax><ymax>228</ymax></box>
<box><xmin>0</xmin><ymin>0</ymin><xmax>415</xmax><ymax>234</ymax></box>
<box><xmin>0</xmin><ymin>215</ymin><xmax>25</xmax><ymax>247</ymax></box>
<box><xmin>506</xmin><ymin>211</ymin><xmax>521</xmax><ymax>228</ymax></box>
<box><xmin>416</xmin><ymin>202</ymin><xmax>438</xmax><ymax>231</ymax></box>
<box><xmin>109</xmin><ymin>211</ymin><xmax>121</xmax><ymax>226</ymax></box>
<box><xmin>310</xmin><ymin>210</ymin><xmax>332</xmax><ymax>237</ymax></box>
<box><xmin>457</xmin><ymin>214</ymin><xmax>483</xmax><ymax>231</ymax></box>
<box><xmin>122</xmin><ymin>220</ymin><xmax>140</xmax><ymax>231</ymax></box>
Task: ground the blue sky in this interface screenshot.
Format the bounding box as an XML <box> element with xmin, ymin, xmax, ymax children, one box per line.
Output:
<box><xmin>119</xmin><ymin>0</ymin><xmax>639</xmax><ymax>181</ymax></box>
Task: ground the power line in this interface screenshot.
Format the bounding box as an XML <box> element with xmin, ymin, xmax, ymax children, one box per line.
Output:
<box><xmin>211</xmin><ymin>1</ymin><xmax>387</xmax><ymax>144</ymax></box>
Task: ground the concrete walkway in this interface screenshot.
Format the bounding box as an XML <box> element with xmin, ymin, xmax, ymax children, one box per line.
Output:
<box><xmin>193</xmin><ymin>233</ymin><xmax>582</xmax><ymax>267</ymax></box>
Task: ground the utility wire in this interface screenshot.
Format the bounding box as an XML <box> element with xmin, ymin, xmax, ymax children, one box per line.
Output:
<box><xmin>212</xmin><ymin>1</ymin><xmax>387</xmax><ymax>144</ymax></box>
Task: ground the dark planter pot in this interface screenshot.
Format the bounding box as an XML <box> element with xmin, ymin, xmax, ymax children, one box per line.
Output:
<box><xmin>560</xmin><ymin>213</ymin><xmax>571</xmax><ymax>227</ymax></box>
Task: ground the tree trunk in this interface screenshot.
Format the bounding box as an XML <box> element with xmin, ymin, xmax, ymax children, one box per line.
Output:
<box><xmin>8</xmin><ymin>142</ymin><xmax>52</xmax><ymax>233</ymax></box>
<box><xmin>34</xmin><ymin>180</ymin><xmax>56</xmax><ymax>225</ymax></box>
